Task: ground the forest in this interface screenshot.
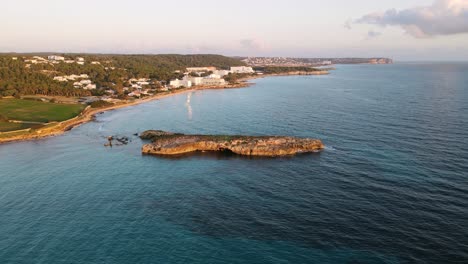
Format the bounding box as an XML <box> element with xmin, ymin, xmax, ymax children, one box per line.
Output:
<box><xmin>0</xmin><ymin>54</ymin><xmax>245</xmax><ymax>97</ymax></box>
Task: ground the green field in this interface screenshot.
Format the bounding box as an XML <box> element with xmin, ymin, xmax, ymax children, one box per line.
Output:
<box><xmin>0</xmin><ymin>121</ymin><xmax>38</xmax><ymax>132</ymax></box>
<box><xmin>0</xmin><ymin>99</ymin><xmax>84</xmax><ymax>123</ymax></box>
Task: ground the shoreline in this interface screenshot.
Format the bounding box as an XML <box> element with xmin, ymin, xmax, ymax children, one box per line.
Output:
<box><xmin>0</xmin><ymin>71</ymin><xmax>328</xmax><ymax>145</ymax></box>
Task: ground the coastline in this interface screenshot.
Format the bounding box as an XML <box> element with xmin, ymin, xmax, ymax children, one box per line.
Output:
<box><xmin>0</xmin><ymin>71</ymin><xmax>328</xmax><ymax>145</ymax></box>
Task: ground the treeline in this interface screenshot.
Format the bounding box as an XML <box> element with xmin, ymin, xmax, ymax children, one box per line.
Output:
<box><xmin>0</xmin><ymin>58</ymin><xmax>90</xmax><ymax>97</ymax></box>
<box><xmin>0</xmin><ymin>54</ymin><xmax>245</xmax><ymax>97</ymax></box>
<box><xmin>253</xmin><ymin>66</ymin><xmax>321</xmax><ymax>74</ymax></box>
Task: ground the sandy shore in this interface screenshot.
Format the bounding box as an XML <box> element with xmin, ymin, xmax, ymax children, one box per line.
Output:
<box><xmin>0</xmin><ymin>71</ymin><xmax>328</xmax><ymax>144</ymax></box>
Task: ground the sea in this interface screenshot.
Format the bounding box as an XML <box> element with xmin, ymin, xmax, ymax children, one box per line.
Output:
<box><xmin>0</xmin><ymin>63</ymin><xmax>467</xmax><ymax>264</ymax></box>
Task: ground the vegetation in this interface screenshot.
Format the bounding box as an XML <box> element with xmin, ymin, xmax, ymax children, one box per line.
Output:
<box><xmin>0</xmin><ymin>54</ymin><xmax>245</xmax><ymax>97</ymax></box>
<box><xmin>0</xmin><ymin>99</ymin><xmax>84</xmax><ymax>123</ymax></box>
<box><xmin>0</xmin><ymin>58</ymin><xmax>90</xmax><ymax>97</ymax></box>
<box><xmin>224</xmin><ymin>73</ymin><xmax>253</xmax><ymax>83</ymax></box>
<box><xmin>89</xmin><ymin>100</ymin><xmax>113</xmax><ymax>108</ymax></box>
<box><xmin>0</xmin><ymin>122</ymin><xmax>41</xmax><ymax>132</ymax></box>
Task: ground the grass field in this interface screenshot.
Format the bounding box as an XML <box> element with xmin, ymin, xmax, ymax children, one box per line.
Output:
<box><xmin>0</xmin><ymin>99</ymin><xmax>84</xmax><ymax>123</ymax></box>
<box><xmin>0</xmin><ymin>122</ymin><xmax>37</xmax><ymax>132</ymax></box>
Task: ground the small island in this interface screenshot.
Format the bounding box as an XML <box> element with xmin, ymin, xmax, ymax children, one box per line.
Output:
<box><xmin>140</xmin><ymin>130</ymin><xmax>324</xmax><ymax>157</ymax></box>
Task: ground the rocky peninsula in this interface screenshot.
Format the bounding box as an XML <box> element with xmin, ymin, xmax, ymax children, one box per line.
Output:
<box><xmin>140</xmin><ymin>130</ymin><xmax>324</xmax><ymax>157</ymax></box>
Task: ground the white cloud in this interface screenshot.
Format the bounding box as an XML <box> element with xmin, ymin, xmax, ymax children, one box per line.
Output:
<box><xmin>344</xmin><ymin>19</ymin><xmax>353</xmax><ymax>30</ymax></box>
<box><xmin>356</xmin><ymin>0</ymin><xmax>468</xmax><ymax>38</ymax></box>
<box><xmin>367</xmin><ymin>30</ymin><xmax>382</xmax><ymax>39</ymax></box>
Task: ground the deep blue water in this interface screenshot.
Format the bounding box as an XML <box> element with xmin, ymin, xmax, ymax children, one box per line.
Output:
<box><xmin>1</xmin><ymin>63</ymin><xmax>467</xmax><ymax>264</ymax></box>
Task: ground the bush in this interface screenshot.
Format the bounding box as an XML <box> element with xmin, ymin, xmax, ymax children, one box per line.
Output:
<box><xmin>89</xmin><ymin>100</ymin><xmax>113</xmax><ymax>108</ymax></box>
<box><xmin>0</xmin><ymin>114</ymin><xmax>9</xmax><ymax>121</ymax></box>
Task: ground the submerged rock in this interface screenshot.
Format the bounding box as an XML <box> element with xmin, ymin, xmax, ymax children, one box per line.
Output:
<box><xmin>140</xmin><ymin>131</ymin><xmax>324</xmax><ymax>157</ymax></box>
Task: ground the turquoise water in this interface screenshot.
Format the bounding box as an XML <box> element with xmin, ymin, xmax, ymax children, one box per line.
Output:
<box><xmin>1</xmin><ymin>63</ymin><xmax>467</xmax><ymax>263</ymax></box>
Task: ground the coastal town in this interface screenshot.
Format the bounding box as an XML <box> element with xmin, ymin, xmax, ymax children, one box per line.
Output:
<box><xmin>0</xmin><ymin>53</ymin><xmax>386</xmax><ymax>142</ymax></box>
<box><xmin>3</xmin><ymin>54</ymin><xmax>391</xmax><ymax>106</ymax></box>
<box><xmin>8</xmin><ymin>55</ymin><xmax>258</xmax><ymax>105</ymax></box>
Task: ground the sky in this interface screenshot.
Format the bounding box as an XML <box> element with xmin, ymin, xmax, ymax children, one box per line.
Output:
<box><xmin>1</xmin><ymin>0</ymin><xmax>468</xmax><ymax>61</ymax></box>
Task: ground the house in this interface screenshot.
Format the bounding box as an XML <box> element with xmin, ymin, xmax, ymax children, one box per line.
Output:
<box><xmin>76</xmin><ymin>57</ymin><xmax>85</xmax><ymax>62</ymax></box>
<box><xmin>84</xmin><ymin>84</ymin><xmax>97</xmax><ymax>90</ymax></box>
<box><xmin>128</xmin><ymin>91</ymin><xmax>141</xmax><ymax>97</ymax></box>
<box><xmin>53</xmin><ymin>76</ymin><xmax>68</xmax><ymax>82</ymax></box>
<box><xmin>91</xmin><ymin>61</ymin><xmax>101</xmax><ymax>65</ymax></box>
<box><xmin>65</xmin><ymin>60</ymin><xmax>75</xmax><ymax>64</ymax></box>
<box><xmin>48</xmin><ymin>55</ymin><xmax>65</xmax><ymax>61</ymax></box>
<box><xmin>170</xmin><ymin>79</ymin><xmax>192</xmax><ymax>88</ymax></box>
<box><xmin>77</xmin><ymin>61</ymin><xmax>85</xmax><ymax>65</ymax></box>
<box><xmin>33</xmin><ymin>56</ymin><xmax>46</xmax><ymax>61</ymax></box>
<box><xmin>230</xmin><ymin>66</ymin><xmax>254</xmax><ymax>74</ymax></box>
<box><xmin>80</xmin><ymin>79</ymin><xmax>92</xmax><ymax>85</ymax></box>
<box><xmin>136</xmin><ymin>81</ymin><xmax>150</xmax><ymax>86</ymax></box>
<box><xmin>186</xmin><ymin>67</ymin><xmax>216</xmax><ymax>73</ymax></box>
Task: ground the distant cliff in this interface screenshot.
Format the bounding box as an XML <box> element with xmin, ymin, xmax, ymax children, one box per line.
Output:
<box><xmin>140</xmin><ymin>130</ymin><xmax>324</xmax><ymax>157</ymax></box>
<box><xmin>237</xmin><ymin>56</ymin><xmax>393</xmax><ymax>67</ymax></box>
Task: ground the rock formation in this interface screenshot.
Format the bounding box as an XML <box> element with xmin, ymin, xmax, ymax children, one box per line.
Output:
<box><xmin>140</xmin><ymin>130</ymin><xmax>324</xmax><ymax>157</ymax></box>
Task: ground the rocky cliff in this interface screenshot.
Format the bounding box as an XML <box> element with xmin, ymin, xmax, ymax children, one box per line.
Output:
<box><xmin>140</xmin><ymin>130</ymin><xmax>324</xmax><ymax>157</ymax></box>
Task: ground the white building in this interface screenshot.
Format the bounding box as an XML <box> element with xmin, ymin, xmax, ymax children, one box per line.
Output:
<box><xmin>201</xmin><ymin>78</ymin><xmax>226</xmax><ymax>86</ymax></box>
<box><xmin>186</xmin><ymin>67</ymin><xmax>216</xmax><ymax>73</ymax></box>
<box><xmin>213</xmin><ymin>70</ymin><xmax>231</xmax><ymax>77</ymax></box>
<box><xmin>84</xmin><ymin>84</ymin><xmax>97</xmax><ymax>90</ymax></box>
<box><xmin>183</xmin><ymin>76</ymin><xmax>203</xmax><ymax>86</ymax></box>
<box><xmin>80</xmin><ymin>79</ymin><xmax>92</xmax><ymax>85</ymax></box>
<box><xmin>128</xmin><ymin>91</ymin><xmax>141</xmax><ymax>97</ymax></box>
<box><xmin>208</xmin><ymin>74</ymin><xmax>222</xmax><ymax>79</ymax></box>
<box><xmin>53</xmin><ymin>76</ymin><xmax>68</xmax><ymax>82</ymax></box>
<box><xmin>33</xmin><ymin>56</ymin><xmax>46</xmax><ymax>61</ymax></box>
<box><xmin>230</xmin><ymin>66</ymin><xmax>254</xmax><ymax>74</ymax></box>
<box><xmin>77</xmin><ymin>61</ymin><xmax>85</xmax><ymax>65</ymax></box>
<box><xmin>91</xmin><ymin>61</ymin><xmax>101</xmax><ymax>65</ymax></box>
<box><xmin>76</xmin><ymin>57</ymin><xmax>85</xmax><ymax>62</ymax></box>
<box><xmin>48</xmin><ymin>55</ymin><xmax>65</xmax><ymax>61</ymax></box>
<box><xmin>65</xmin><ymin>60</ymin><xmax>75</xmax><ymax>64</ymax></box>
<box><xmin>170</xmin><ymin>79</ymin><xmax>192</xmax><ymax>88</ymax></box>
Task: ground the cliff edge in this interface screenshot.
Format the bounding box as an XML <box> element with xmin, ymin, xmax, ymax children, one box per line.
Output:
<box><xmin>140</xmin><ymin>130</ymin><xmax>324</xmax><ymax>157</ymax></box>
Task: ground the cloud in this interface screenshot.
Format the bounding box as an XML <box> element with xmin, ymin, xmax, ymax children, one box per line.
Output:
<box><xmin>344</xmin><ymin>19</ymin><xmax>353</xmax><ymax>30</ymax></box>
<box><xmin>356</xmin><ymin>0</ymin><xmax>468</xmax><ymax>38</ymax></box>
<box><xmin>367</xmin><ymin>30</ymin><xmax>382</xmax><ymax>39</ymax></box>
<box><xmin>239</xmin><ymin>38</ymin><xmax>266</xmax><ymax>51</ymax></box>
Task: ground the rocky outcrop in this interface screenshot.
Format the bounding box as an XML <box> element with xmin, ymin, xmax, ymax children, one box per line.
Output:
<box><xmin>141</xmin><ymin>131</ymin><xmax>324</xmax><ymax>157</ymax></box>
<box><xmin>139</xmin><ymin>130</ymin><xmax>183</xmax><ymax>140</ymax></box>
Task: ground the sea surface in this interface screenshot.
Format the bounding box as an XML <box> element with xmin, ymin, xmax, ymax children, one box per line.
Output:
<box><xmin>1</xmin><ymin>63</ymin><xmax>467</xmax><ymax>264</ymax></box>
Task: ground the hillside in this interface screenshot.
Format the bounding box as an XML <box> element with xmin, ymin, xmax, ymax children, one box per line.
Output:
<box><xmin>0</xmin><ymin>54</ymin><xmax>245</xmax><ymax>97</ymax></box>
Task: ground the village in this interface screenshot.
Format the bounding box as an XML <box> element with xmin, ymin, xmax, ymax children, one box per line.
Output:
<box><xmin>16</xmin><ymin>55</ymin><xmax>257</xmax><ymax>104</ymax></box>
